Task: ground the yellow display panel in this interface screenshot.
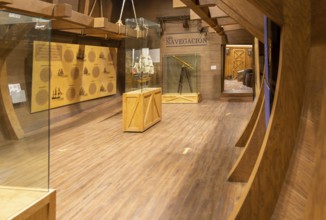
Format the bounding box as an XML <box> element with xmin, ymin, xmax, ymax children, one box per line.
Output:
<box><xmin>31</xmin><ymin>41</ymin><xmax>117</xmax><ymax>112</ymax></box>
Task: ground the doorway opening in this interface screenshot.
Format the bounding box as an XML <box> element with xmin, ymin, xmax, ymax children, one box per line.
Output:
<box><xmin>221</xmin><ymin>44</ymin><xmax>255</xmax><ymax>100</ymax></box>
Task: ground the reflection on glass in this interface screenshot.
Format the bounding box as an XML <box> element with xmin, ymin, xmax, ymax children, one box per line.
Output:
<box><xmin>163</xmin><ymin>54</ymin><xmax>200</xmax><ymax>94</ymax></box>
<box><xmin>125</xmin><ymin>18</ymin><xmax>161</xmax><ymax>92</ymax></box>
<box><xmin>0</xmin><ymin>11</ymin><xmax>50</xmax><ymax>190</ymax></box>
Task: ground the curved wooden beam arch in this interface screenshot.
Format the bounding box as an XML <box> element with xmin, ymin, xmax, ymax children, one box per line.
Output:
<box><xmin>228</xmin><ymin>94</ymin><xmax>265</xmax><ymax>182</ymax></box>
<box><xmin>0</xmin><ymin>23</ymin><xmax>34</xmax><ymax>139</ymax></box>
<box><xmin>235</xmin><ymin>82</ymin><xmax>264</xmax><ymax>148</ymax></box>
<box><xmin>228</xmin><ymin>0</ymin><xmax>311</xmax><ymax>218</ymax></box>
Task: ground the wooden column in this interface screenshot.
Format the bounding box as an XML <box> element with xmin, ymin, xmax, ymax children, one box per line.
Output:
<box><xmin>254</xmin><ymin>38</ymin><xmax>261</xmax><ymax>95</ymax></box>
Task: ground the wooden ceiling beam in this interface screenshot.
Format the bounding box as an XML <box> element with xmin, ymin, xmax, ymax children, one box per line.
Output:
<box><xmin>60</xmin><ymin>29</ymin><xmax>126</xmax><ymax>40</ymax></box>
<box><xmin>198</xmin><ymin>0</ymin><xmax>216</xmax><ymax>7</ymax></box>
<box><xmin>92</xmin><ymin>17</ymin><xmax>138</xmax><ymax>36</ymax></box>
<box><xmin>216</xmin><ymin>0</ymin><xmax>264</xmax><ymax>42</ymax></box>
<box><xmin>217</xmin><ymin>17</ymin><xmax>237</xmax><ymax>26</ymax></box>
<box><xmin>173</xmin><ymin>0</ymin><xmax>187</xmax><ymax>8</ymax></box>
<box><xmin>0</xmin><ymin>0</ymin><xmax>139</xmax><ymax>39</ymax></box>
<box><xmin>180</xmin><ymin>0</ymin><xmax>225</xmax><ymax>35</ymax></box>
<box><xmin>0</xmin><ymin>0</ymin><xmax>56</xmax><ymax>17</ymax></box>
<box><xmin>52</xmin><ymin>18</ymin><xmax>138</xmax><ymax>39</ymax></box>
<box><xmin>53</xmin><ymin>3</ymin><xmax>72</xmax><ymax>18</ymax></box>
<box><xmin>209</xmin><ymin>6</ymin><xmax>228</xmax><ymax>18</ymax></box>
<box><xmin>222</xmin><ymin>24</ymin><xmax>244</xmax><ymax>31</ymax></box>
<box><xmin>52</xmin><ymin>20</ymin><xmax>84</xmax><ymax>29</ymax></box>
<box><xmin>0</xmin><ymin>0</ymin><xmax>12</xmax><ymax>4</ymax></box>
<box><xmin>246</xmin><ymin>0</ymin><xmax>283</xmax><ymax>26</ymax></box>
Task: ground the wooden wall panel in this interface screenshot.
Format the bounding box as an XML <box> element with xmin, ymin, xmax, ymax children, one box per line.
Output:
<box><xmin>228</xmin><ymin>0</ymin><xmax>311</xmax><ymax>219</ymax></box>
<box><xmin>225</xmin><ymin>29</ymin><xmax>254</xmax><ymax>45</ymax></box>
<box><xmin>303</xmin><ymin>50</ymin><xmax>326</xmax><ymax>219</ymax></box>
<box><xmin>272</xmin><ymin>45</ymin><xmax>324</xmax><ymax>220</ymax></box>
<box><xmin>273</xmin><ymin>0</ymin><xmax>326</xmax><ymax>218</ymax></box>
<box><xmin>246</xmin><ymin>0</ymin><xmax>283</xmax><ymax>26</ymax></box>
<box><xmin>311</xmin><ymin>0</ymin><xmax>326</xmax><ymax>45</ymax></box>
<box><xmin>161</xmin><ymin>23</ymin><xmax>223</xmax><ymax>100</ymax></box>
<box><xmin>303</xmin><ymin>1</ymin><xmax>326</xmax><ymax>218</ymax></box>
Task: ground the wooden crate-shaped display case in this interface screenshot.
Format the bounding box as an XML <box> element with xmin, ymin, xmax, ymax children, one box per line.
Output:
<box><xmin>0</xmin><ymin>11</ymin><xmax>56</xmax><ymax>220</ymax></box>
<box><xmin>162</xmin><ymin>54</ymin><xmax>201</xmax><ymax>103</ymax></box>
<box><xmin>123</xmin><ymin>18</ymin><xmax>162</xmax><ymax>132</ymax></box>
<box><xmin>123</xmin><ymin>88</ymin><xmax>162</xmax><ymax>132</ymax></box>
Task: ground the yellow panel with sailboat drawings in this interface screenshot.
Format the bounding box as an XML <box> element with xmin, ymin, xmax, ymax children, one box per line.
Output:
<box><xmin>31</xmin><ymin>41</ymin><xmax>117</xmax><ymax>112</ymax></box>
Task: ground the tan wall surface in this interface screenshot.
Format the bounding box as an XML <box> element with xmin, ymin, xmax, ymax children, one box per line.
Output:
<box><xmin>161</xmin><ymin>22</ymin><xmax>222</xmax><ymax>100</ymax></box>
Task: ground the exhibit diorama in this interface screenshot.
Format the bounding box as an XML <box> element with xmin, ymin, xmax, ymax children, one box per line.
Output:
<box><xmin>0</xmin><ymin>0</ymin><xmax>326</xmax><ymax>219</ymax></box>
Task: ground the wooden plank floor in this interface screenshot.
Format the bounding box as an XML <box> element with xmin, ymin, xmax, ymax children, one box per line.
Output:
<box><xmin>50</xmin><ymin>100</ymin><xmax>253</xmax><ymax>220</ymax></box>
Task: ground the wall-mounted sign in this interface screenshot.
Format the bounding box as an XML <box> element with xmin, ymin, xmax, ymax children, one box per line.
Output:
<box><xmin>165</xmin><ymin>33</ymin><xmax>208</xmax><ymax>47</ymax></box>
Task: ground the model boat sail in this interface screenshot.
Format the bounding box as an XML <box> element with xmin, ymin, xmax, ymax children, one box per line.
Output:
<box><xmin>131</xmin><ymin>48</ymin><xmax>154</xmax><ymax>85</ymax></box>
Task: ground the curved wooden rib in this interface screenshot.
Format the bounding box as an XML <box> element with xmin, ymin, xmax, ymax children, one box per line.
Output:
<box><xmin>0</xmin><ymin>23</ymin><xmax>33</xmax><ymax>139</ymax></box>
<box><xmin>272</xmin><ymin>46</ymin><xmax>326</xmax><ymax>219</ymax></box>
<box><xmin>304</xmin><ymin>65</ymin><xmax>326</xmax><ymax>219</ymax></box>
<box><xmin>235</xmin><ymin>84</ymin><xmax>264</xmax><ymax>147</ymax></box>
<box><xmin>0</xmin><ymin>59</ymin><xmax>24</xmax><ymax>139</ymax></box>
<box><xmin>279</xmin><ymin>1</ymin><xmax>326</xmax><ymax>218</ymax></box>
<box><xmin>228</xmin><ymin>96</ymin><xmax>265</xmax><ymax>182</ymax></box>
<box><xmin>228</xmin><ymin>0</ymin><xmax>311</xmax><ymax>218</ymax></box>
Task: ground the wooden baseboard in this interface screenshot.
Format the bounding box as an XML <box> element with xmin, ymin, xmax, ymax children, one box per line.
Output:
<box><xmin>162</xmin><ymin>93</ymin><xmax>201</xmax><ymax>103</ymax></box>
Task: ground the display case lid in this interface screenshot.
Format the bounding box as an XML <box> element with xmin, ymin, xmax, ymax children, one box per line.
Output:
<box><xmin>125</xmin><ymin>17</ymin><xmax>160</xmax><ymax>29</ymax></box>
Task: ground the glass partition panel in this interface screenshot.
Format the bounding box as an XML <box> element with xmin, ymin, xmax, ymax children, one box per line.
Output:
<box><xmin>0</xmin><ymin>11</ymin><xmax>50</xmax><ymax>190</ymax></box>
<box><xmin>162</xmin><ymin>54</ymin><xmax>200</xmax><ymax>94</ymax></box>
<box><xmin>125</xmin><ymin>17</ymin><xmax>161</xmax><ymax>93</ymax></box>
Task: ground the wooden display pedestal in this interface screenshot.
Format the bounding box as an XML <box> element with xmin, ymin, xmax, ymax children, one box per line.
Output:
<box><xmin>0</xmin><ymin>187</ymin><xmax>56</xmax><ymax>220</ymax></box>
<box><xmin>162</xmin><ymin>93</ymin><xmax>201</xmax><ymax>103</ymax></box>
<box><xmin>123</xmin><ymin>88</ymin><xmax>162</xmax><ymax>132</ymax></box>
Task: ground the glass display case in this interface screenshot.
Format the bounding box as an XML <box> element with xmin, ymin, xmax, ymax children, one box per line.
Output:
<box><xmin>125</xmin><ymin>17</ymin><xmax>161</xmax><ymax>92</ymax></box>
<box><xmin>123</xmin><ymin>18</ymin><xmax>162</xmax><ymax>132</ymax></box>
<box><xmin>0</xmin><ymin>11</ymin><xmax>55</xmax><ymax>219</ymax></box>
<box><xmin>162</xmin><ymin>54</ymin><xmax>201</xmax><ymax>103</ymax></box>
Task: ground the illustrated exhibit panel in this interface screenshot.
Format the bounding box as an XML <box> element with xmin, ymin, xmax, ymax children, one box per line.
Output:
<box><xmin>31</xmin><ymin>41</ymin><xmax>117</xmax><ymax>112</ymax></box>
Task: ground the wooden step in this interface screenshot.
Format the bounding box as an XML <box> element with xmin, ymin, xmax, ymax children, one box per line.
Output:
<box><xmin>220</xmin><ymin>90</ymin><xmax>254</xmax><ymax>102</ymax></box>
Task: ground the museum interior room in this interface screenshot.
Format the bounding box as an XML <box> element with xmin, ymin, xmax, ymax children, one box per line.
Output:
<box><xmin>0</xmin><ymin>0</ymin><xmax>325</xmax><ymax>219</ymax></box>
